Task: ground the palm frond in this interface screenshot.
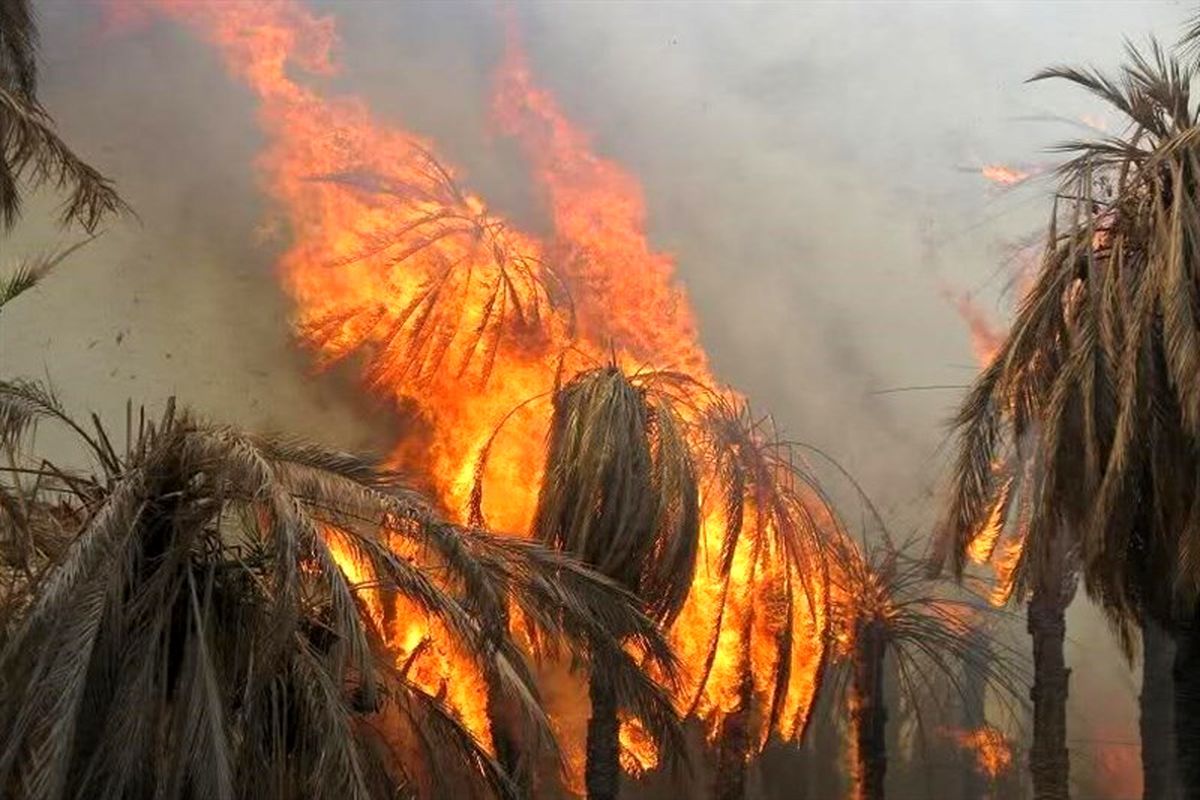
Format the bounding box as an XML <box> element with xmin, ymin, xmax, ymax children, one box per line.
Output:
<box><xmin>0</xmin><ymin>385</ymin><xmax>689</xmax><ymax>798</ymax></box>
<box><xmin>530</xmin><ymin>365</ymin><xmax>700</xmax><ymax>625</ymax></box>
<box><xmin>0</xmin><ymin>0</ymin><xmax>36</xmax><ymax>98</ymax></box>
<box><xmin>0</xmin><ymin>239</ymin><xmax>92</xmax><ymax>314</ymax></box>
<box><xmin>298</xmin><ymin>151</ymin><xmax>573</xmax><ymax>389</ymax></box>
<box><xmin>0</xmin><ymin>84</ymin><xmax>126</xmax><ymax>232</ymax></box>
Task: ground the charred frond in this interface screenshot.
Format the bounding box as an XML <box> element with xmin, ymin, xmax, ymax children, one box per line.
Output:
<box><xmin>299</xmin><ymin>150</ymin><xmax>573</xmax><ymax>388</ymax></box>
<box><xmin>935</xmin><ymin>38</ymin><xmax>1200</xmax><ymax>641</ymax></box>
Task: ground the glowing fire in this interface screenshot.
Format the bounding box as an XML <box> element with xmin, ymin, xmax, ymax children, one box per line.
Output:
<box><xmin>146</xmin><ymin>0</ymin><xmax>828</xmax><ymax>786</ymax></box>
<box><xmin>943</xmin><ymin>725</ymin><xmax>1013</xmax><ymax>779</ymax></box>
<box><xmin>981</xmin><ymin>164</ymin><xmax>1032</xmax><ymax>186</ymax></box>
<box><xmin>948</xmin><ymin>290</ymin><xmax>1004</xmax><ymax>366</ymax></box>
<box><xmin>950</xmin><ymin>290</ymin><xmax>1025</xmax><ymax>606</ymax></box>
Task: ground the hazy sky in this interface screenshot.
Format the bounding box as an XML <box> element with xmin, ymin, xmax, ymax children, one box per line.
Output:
<box><xmin>3</xmin><ymin>3</ymin><xmax>1194</xmax><ymax>794</ymax></box>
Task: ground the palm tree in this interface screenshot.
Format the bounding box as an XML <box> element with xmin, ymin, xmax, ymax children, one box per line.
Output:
<box><xmin>835</xmin><ymin>537</ymin><xmax>1023</xmax><ymax>800</ymax></box>
<box><xmin>473</xmin><ymin>369</ymin><xmax>838</xmax><ymax>799</ymax></box>
<box><xmin>1</xmin><ymin>0</ymin><xmax>124</xmax><ymax>232</ymax></box>
<box><xmin>681</xmin><ymin>406</ymin><xmax>834</xmax><ymax>800</ymax></box>
<box><xmin>521</xmin><ymin>366</ymin><xmax>699</xmax><ymax>800</ymax></box>
<box><xmin>934</xmin><ymin>39</ymin><xmax>1200</xmax><ymax>797</ymax></box>
<box><xmin>0</xmin><ymin>379</ymin><xmax>685</xmax><ymax>799</ymax></box>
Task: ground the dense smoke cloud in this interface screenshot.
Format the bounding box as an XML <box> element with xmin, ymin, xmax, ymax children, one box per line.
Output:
<box><xmin>2</xmin><ymin>1</ymin><xmax>1192</xmax><ymax>793</ymax></box>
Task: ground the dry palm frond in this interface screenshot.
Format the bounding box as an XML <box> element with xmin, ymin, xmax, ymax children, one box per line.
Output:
<box><xmin>934</xmin><ymin>39</ymin><xmax>1200</xmax><ymax>642</ymax></box>
<box><xmin>0</xmin><ymin>0</ymin><xmax>36</xmax><ymax>99</ymax></box>
<box><xmin>0</xmin><ymin>84</ymin><xmax>125</xmax><ymax>232</ymax></box>
<box><xmin>0</xmin><ymin>382</ymin><xmax>684</xmax><ymax>799</ymax></box>
<box><xmin>530</xmin><ymin>365</ymin><xmax>700</xmax><ymax>626</ymax></box>
<box><xmin>1</xmin><ymin>0</ymin><xmax>125</xmax><ymax>231</ymax></box>
<box><xmin>835</xmin><ymin>537</ymin><xmax>1025</xmax><ymax>712</ymax></box>
<box><xmin>678</xmin><ymin>398</ymin><xmax>836</xmax><ymax>744</ymax></box>
<box><xmin>299</xmin><ymin>151</ymin><xmax>573</xmax><ymax>388</ymax></box>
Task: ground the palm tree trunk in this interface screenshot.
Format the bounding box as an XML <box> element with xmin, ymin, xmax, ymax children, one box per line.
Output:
<box><xmin>1173</xmin><ymin>617</ymin><xmax>1200</xmax><ymax>798</ymax></box>
<box><xmin>1142</xmin><ymin>616</ymin><xmax>1179</xmax><ymax>800</ymax></box>
<box><xmin>851</xmin><ymin>617</ymin><xmax>888</xmax><ymax>800</ymax></box>
<box><xmin>1028</xmin><ymin>577</ymin><xmax>1070</xmax><ymax>800</ymax></box>
<box><xmin>586</xmin><ymin>672</ymin><xmax>620</xmax><ymax>800</ymax></box>
<box><xmin>714</xmin><ymin>667</ymin><xmax>755</xmax><ymax>800</ymax></box>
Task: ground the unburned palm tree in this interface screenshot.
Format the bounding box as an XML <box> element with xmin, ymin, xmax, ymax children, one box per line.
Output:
<box><xmin>0</xmin><ymin>379</ymin><xmax>685</xmax><ymax>799</ymax></box>
<box><xmin>934</xmin><ymin>39</ymin><xmax>1200</xmax><ymax>798</ymax></box>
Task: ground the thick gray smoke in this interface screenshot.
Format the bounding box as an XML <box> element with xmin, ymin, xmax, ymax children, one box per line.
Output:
<box><xmin>1</xmin><ymin>1</ymin><xmax>1191</xmax><ymax>795</ymax></box>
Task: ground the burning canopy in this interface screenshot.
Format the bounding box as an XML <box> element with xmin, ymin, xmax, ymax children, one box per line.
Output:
<box><xmin>144</xmin><ymin>0</ymin><xmax>834</xmax><ymax>784</ymax></box>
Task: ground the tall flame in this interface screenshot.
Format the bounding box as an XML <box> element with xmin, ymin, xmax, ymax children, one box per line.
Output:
<box><xmin>145</xmin><ymin>0</ymin><xmax>828</xmax><ymax>784</ymax></box>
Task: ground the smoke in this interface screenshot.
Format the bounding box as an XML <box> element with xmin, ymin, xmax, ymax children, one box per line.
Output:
<box><xmin>2</xmin><ymin>1</ymin><xmax>1190</xmax><ymax>795</ymax></box>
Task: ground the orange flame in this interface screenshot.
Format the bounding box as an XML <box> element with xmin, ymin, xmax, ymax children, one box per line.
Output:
<box><xmin>146</xmin><ymin>0</ymin><xmax>828</xmax><ymax>785</ymax></box>
<box><xmin>981</xmin><ymin>164</ymin><xmax>1032</xmax><ymax>186</ymax></box>
<box><xmin>949</xmin><ymin>291</ymin><xmax>1005</xmax><ymax>367</ymax></box>
<box><xmin>943</xmin><ymin>725</ymin><xmax>1013</xmax><ymax>779</ymax></box>
<box><xmin>951</xmin><ymin>292</ymin><xmax>1025</xmax><ymax>605</ymax></box>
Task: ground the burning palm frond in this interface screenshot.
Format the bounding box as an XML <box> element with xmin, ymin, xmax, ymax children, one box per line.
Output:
<box><xmin>680</xmin><ymin>399</ymin><xmax>834</xmax><ymax>744</ymax></box>
<box><xmin>0</xmin><ymin>380</ymin><xmax>683</xmax><ymax>799</ymax></box>
<box><xmin>298</xmin><ymin>152</ymin><xmax>573</xmax><ymax>389</ymax></box>
<box><xmin>472</xmin><ymin>367</ymin><xmax>838</xmax><ymax>793</ymax></box>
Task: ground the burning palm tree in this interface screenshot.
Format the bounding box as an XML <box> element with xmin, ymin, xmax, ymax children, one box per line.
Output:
<box><xmin>680</xmin><ymin>404</ymin><xmax>833</xmax><ymax>800</ymax></box>
<box><xmin>837</xmin><ymin>536</ymin><xmax>1023</xmax><ymax>800</ymax></box>
<box><xmin>935</xmin><ymin>38</ymin><xmax>1200</xmax><ymax>797</ymax></box>
<box><xmin>492</xmin><ymin>365</ymin><xmax>699</xmax><ymax>800</ymax></box>
<box><xmin>0</xmin><ymin>379</ymin><xmax>686</xmax><ymax>799</ymax></box>
<box><xmin>473</xmin><ymin>370</ymin><xmax>837</xmax><ymax>799</ymax></box>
